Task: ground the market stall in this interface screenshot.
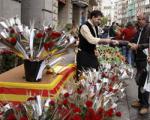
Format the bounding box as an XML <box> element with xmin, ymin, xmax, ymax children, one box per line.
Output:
<box><xmin>0</xmin><ymin>17</ymin><xmax>134</xmax><ymax>120</ymax></box>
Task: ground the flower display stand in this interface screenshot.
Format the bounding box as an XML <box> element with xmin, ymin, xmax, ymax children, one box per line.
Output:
<box><xmin>0</xmin><ymin>64</ymin><xmax>76</xmax><ymax>103</ymax></box>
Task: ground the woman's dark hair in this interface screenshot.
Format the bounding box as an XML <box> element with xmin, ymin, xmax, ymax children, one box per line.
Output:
<box><xmin>111</xmin><ymin>22</ymin><xmax>116</xmax><ymax>26</ymax></box>
<box><xmin>89</xmin><ymin>10</ymin><xmax>103</xmax><ymax>19</ymax></box>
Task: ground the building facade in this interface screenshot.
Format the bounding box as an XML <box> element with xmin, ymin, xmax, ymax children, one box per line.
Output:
<box><xmin>114</xmin><ymin>0</ymin><xmax>123</xmax><ymax>24</ymax></box>
<box><xmin>0</xmin><ymin>0</ymin><xmax>21</xmax><ymax>19</ymax></box>
<box><xmin>122</xmin><ymin>0</ymin><xmax>128</xmax><ymax>24</ymax></box>
<box><xmin>114</xmin><ymin>0</ymin><xmax>150</xmax><ymax>24</ymax></box>
<box><xmin>127</xmin><ymin>0</ymin><xmax>136</xmax><ymax>22</ymax></box>
<box><xmin>97</xmin><ymin>0</ymin><xmax>115</xmax><ymax>25</ymax></box>
<box><xmin>0</xmin><ymin>0</ymin><xmax>98</xmax><ymax>29</ymax></box>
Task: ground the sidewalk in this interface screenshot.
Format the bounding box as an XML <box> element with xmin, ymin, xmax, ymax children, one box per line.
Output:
<box><xmin>120</xmin><ymin>79</ymin><xmax>150</xmax><ymax>120</ymax></box>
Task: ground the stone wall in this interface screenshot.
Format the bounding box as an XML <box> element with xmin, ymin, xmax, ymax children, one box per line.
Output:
<box><xmin>0</xmin><ymin>0</ymin><xmax>21</xmax><ymax>19</ymax></box>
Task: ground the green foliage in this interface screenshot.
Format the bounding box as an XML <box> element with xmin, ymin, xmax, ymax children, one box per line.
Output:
<box><xmin>97</xmin><ymin>46</ymin><xmax>124</xmax><ymax>64</ymax></box>
<box><xmin>0</xmin><ymin>53</ymin><xmax>23</xmax><ymax>73</ymax></box>
<box><xmin>1</xmin><ymin>54</ymin><xmax>16</xmax><ymax>71</ymax></box>
<box><xmin>65</xmin><ymin>23</ymin><xmax>72</xmax><ymax>31</ymax></box>
<box><xmin>100</xmin><ymin>17</ymin><xmax>108</xmax><ymax>27</ymax></box>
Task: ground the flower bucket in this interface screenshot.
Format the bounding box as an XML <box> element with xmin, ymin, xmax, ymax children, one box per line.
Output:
<box><xmin>24</xmin><ymin>59</ymin><xmax>43</xmax><ymax>82</ymax></box>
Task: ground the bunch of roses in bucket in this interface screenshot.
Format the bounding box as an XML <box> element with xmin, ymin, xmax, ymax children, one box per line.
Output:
<box><xmin>0</xmin><ymin>17</ymin><xmax>76</xmax><ymax>81</ymax></box>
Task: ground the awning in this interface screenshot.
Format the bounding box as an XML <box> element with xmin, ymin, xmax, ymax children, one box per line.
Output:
<box><xmin>72</xmin><ymin>0</ymin><xmax>89</xmax><ymax>7</ymax></box>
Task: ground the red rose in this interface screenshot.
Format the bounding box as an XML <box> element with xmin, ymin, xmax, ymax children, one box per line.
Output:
<box><xmin>9</xmin><ymin>37</ymin><xmax>17</xmax><ymax>45</ymax></box>
<box><xmin>101</xmin><ymin>72</ymin><xmax>107</xmax><ymax>78</ymax></box>
<box><xmin>10</xmin><ymin>28</ymin><xmax>15</xmax><ymax>34</ymax></box>
<box><xmin>71</xmin><ymin>114</ymin><xmax>82</xmax><ymax>120</ymax></box>
<box><xmin>113</xmin><ymin>89</ymin><xmax>118</xmax><ymax>93</ymax></box>
<box><xmin>110</xmin><ymin>75</ymin><xmax>117</xmax><ymax>81</ymax></box>
<box><xmin>44</xmin><ymin>41</ymin><xmax>55</xmax><ymax>51</ymax></box>
<box><xmin>44</xmin><ymin>43</ymin><xmax>49</xmax><ymax>51</ymax></box>
<box><xmin>46</xmin><ymin>27</ymin><xmax>52</xmax><ymax>32</ymax></box>
<box><xmin>77</xmin><ymin>88</ymin><xmax>83</xmax><ymax>94</ymax></box>
<box><xmin>7</xmin><ymin>113</ymin><xmax>16</xmax><ymax>120</ymax></box>
<box><xmin>36</xmin><ymin>32</ymin><xmax>44</xmax><ymax>38</ymax></box>
<box><xmin>73</xmin><ymin>107</ymin><xmax>81</xmax><ymax>113</ymax></box>
<box><xmin>109</xmin><ymin>86</ymin><xmax>113</xmax><ymax>92</ymax></box>
<box><xmin>97</xmin><ymin>79</ymin><xmax>102</xmax><ymax>83</ymax></box>
<box><xmin>115</xmin><ymin>111</ymin><xmax>122</xmax><ymax>117</ymax></box>
<box><xmin>63</xmin><ymin>99</ymin><xmax>68</xmax><ymax>105</ymax></box>
<box><xmin>85</xmin><ymin>100</ymin><xmax>93</xmax><ymax>108</ymax></box>
<box><xmin>105</xmin><ymin>108</ymin><xmax>114</xmax><ymax>117</ymax></box>
<box><xmin>95</xmin><ymin>115</ymin><xmax>102</xmax><ymax>120</ymax></box>
<box><xmin>48</xmin><ymin>41</ymin><xmax>55</xmax><ymax>48</ymax></box>
<box><xmin>49</xmin><ymin>100</ymin><xmax>55</xmax><ymax>106</ymax></box>
<box><xmin>97</xmin><ymin>107</ymin><xmax>105</xmax><ymax>114</ymax></box>
<box><xmin>64</xmin><ymin>92</ymin><xmax>69</xmax><ymax>98</ymax></box>
<box><xmin>85</xmin><ymin>108</ymin><xmax>96</xmax><ymax>120</ymax></box>
<box><xmin>70</xmin><ymin>103</ymin><xmax>76</xmax><ymax>108</ymax></box>
<box><xmin>58</xmin><ymin>104</ymin><xmax>62</xmax><ymax>110</ymax></box>
<box><xmin>50</xmin><ymin>32</ymin><xmax>61</xmax><ymax>39</ymax></box>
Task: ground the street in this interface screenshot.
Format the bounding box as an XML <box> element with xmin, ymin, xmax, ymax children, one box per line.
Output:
<box><xmin>119</xmin><ymin>78</ymin><xmax>150</xmax><ymax>120</ymax></box>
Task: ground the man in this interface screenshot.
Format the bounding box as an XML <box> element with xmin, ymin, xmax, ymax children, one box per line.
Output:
<box><xmin>130</xmin><ymin>13</ymin><xmax>150</xmax><ymax>115</ymax></box>
<box><xmin>76</xmin><ymin>10</ymin><xmax>117</xmax><ymax>79</ymax></box>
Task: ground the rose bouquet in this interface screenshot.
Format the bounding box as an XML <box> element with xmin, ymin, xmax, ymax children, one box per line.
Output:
<box><xmin>0</xmin><ymin>17</ymin><xmax>76</xmax><ymax>81</ymax></box>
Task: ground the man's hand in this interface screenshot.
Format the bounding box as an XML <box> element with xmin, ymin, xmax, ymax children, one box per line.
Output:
<box><xmin>111</xmin><ymin>40</ymin><xmax>119</xmax><ymax>45</ymax></box>
<box><xmin>129</xmin><ymin>43</ymin><xmax>139</xmax><ymax>50</ymax></box>
<box><xmin>128</xmin><ymin>42</ymin><xmax>132</xmax><ymax>47</ymax></box>
<box><xmin>102</xmin><ymin>39</ymin><xmax>119</xmax><ymax>45</ymax></box>
<box><xmin>107</xmin><ymin>40</ymin><xmax>119</xmax><ymax>46</ymax></box>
